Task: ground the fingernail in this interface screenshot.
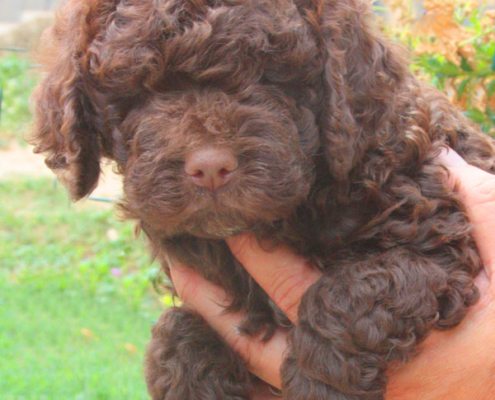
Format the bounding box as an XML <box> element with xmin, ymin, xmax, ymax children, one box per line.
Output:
<box><xmin>438</xmin><ymin>147</ymin><xmax>468</xmax><ymax>167</ymax></box>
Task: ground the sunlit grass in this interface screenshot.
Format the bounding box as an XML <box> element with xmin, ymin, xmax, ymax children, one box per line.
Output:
<box><xmin>0</xmin><ymin>279</ymin><xmax>154</xmax><ymax>399</ymax></box>
<box><xmin>0</xmin><ymin>178</ymin><xmax>165</xmax><ymax>305</ymax></box>
<box><xmin>0</xmin><ymin>54</ymin><xmax>38</xmax><ymax>148</ymax></box>
<box><xmin>0</xmin><ymin>177</ymin><xmax>169</xmax><ymax>399</ymax></box>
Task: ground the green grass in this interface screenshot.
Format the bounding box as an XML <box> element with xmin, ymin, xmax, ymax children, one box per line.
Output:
<box><xmin>0</xmin><ymin>177</ymin><xmax>169</xmax><ymax>399</ymax></box>
<box><xmin>0</xmin><ymin>54</ymin><xmax>38</xmax><ymax>148</ymax></box>
<box><xmin>0</xmin><ymin>178</ymin><xmax>165</xmax><ymax>305</ymax></box>
<box><xmin>0</xmin><ymin>280</ymin><xmax>154</xmax><ymax>399</ymax></box>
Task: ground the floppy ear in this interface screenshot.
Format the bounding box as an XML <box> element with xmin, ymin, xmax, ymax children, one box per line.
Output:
<box><xmin>29</xmin><ymin>0</ymin><xmax>117</xmax><ymax>200</ymax></box>
<box><xmin>298</xmin><ymin>0</ymin><xmax>409</xmax><ymax>181</ymax></box>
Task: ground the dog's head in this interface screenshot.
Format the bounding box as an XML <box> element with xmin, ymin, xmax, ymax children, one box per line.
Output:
<box><xmin>30</xmin><ymin>0</ymin><xmax>408</xmax><ymax>239</ymax></box>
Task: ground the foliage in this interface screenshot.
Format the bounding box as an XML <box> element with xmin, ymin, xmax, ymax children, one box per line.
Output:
<box><xmin>381</xmin><ymin>0</ymin><xmax>495</xmax><ymax>135</ymax></box>
<box><xmin>0</xmin><ymin>53</ymin><xmax>38</xmax><ymax>148</ymax></box>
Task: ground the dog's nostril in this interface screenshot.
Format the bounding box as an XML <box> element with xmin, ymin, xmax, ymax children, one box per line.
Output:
<box><xmin>219</xmin><ymin>168</ymin><xmax>232</xmax><ymax>178</ymax></box>
<box><xmin>185</xmin><ymin>146</ymin><xmax>238</xmax><ymax>190</ymax></box>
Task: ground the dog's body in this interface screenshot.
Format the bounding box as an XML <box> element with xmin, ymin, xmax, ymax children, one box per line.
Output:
<box><xmin>31</xmin><ymin>0</ymin><xmax>495</xmax><ymax>399</ymax></box>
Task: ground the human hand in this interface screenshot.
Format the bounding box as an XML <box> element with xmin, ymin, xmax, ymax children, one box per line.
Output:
<box><xmin>386</xmin><ymin>149</ymin><xmax>495</xmax><ymax>399</ymax></box>
<box><xmin>170</xmin><ymin>148</ymin><xmax>495</xmax><ymax>399</ymax></box>
<box><xmin>170</xmin><ymin>237</ymin><xmax>318</xmax><ymax>398</ymax></box>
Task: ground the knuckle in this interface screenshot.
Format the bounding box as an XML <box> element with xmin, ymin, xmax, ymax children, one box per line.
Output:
<box><xmin>175</xmin><ymin>278</ymin><xmax>197</xmax><ymax>305</ymax></box>
<box><xmin>228</xmin><ymin>234</ymin><xmax>252</xmax><ymax>261</ymax></box>
<box><xmin>271</xmin><ymin>273</ymin><xmax>303</xmax><ymax>319</ymax></box>
<box><xmin>226</xmin><ymin>328</ymin><xmax>252</xmax><ymax>365</ymax></box>
<box><xmin>472</xmin><ymin>178</ymin><xmax>495</xmax><ymax>203</ymax></box>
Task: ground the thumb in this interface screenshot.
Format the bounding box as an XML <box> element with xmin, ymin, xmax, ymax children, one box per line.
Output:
<box><xmin>440</xmin><ymin>148</ymin><xmax>495</xmax><ymax>287</ymax></box>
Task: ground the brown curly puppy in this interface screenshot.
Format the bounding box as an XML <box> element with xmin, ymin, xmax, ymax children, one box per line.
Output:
<box><xmin>30</xmin><ymin>0</ymin><xmax>495</xmax><ymax>399</ymax></box>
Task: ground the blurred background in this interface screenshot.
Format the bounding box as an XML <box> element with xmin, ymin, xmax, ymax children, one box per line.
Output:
<box><xmin>0</xmin><ymin>0</ymin><xmax>494</xmax><ymax>399</ymax></box>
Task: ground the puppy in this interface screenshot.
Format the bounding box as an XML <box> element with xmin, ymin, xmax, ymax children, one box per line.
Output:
<box><xmin>30</xmin><ymin>0</ymin><xmax>495</xmax><ymax>398</ymax></box>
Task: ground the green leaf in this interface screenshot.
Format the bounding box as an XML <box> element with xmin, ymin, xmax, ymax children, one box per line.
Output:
<box><xmin>461</xmin><ymin>57</ymin><xmax>474</xmax><ymax>72</ymax></box>
<box><xmin>471</xmin><ymin>6</ymin><xmax>482</xmax><ymax>31</ymax></box>
<box><xmin>486</xmin><ymin>106</ymin><xmax>495</xmax><ymax>118</ymax></box>
<box><xmin>481</xmin><ymin>122</ymin><xmax>491</xmax><ymax>133</ymax></box>
<box><xmin>441</xmin><ymin>61</ymin><xmax>461</xmax><ymax>77</ymax></box>
<box><xmin>464</xmin><ymin>108</ymin><xmax>486</xmax><ymax>124</ymax></box>
<box><xmin>491</xmin><ymin>53</ymin><xmax>495</xmax><ymax>71</ymax></box>
<box><xmin>425</xmin><ymin>57</ymin><xmax>461</xmax><ymax>77</ymax></box>
<box><xmin>372</xmin><ymin>5</ymin><xmax>387</xmax><ymax>12</ymax></box>
<box><xmin>430</xmin><ymin>75</ymin><xmax>443</xmax><ymax>90</ymax></box>
<box><xmin>488</xmin><ymin>80</ymin><xmax>495</xmax><ymax>98</ymax></box>
<box><xmin>427</xmin><ymin>56</ymin><xmax>443</xmax><ymax>70</ymax></box>
<box><xmin>454</xmin><ymin>6</ymin><xmax>465</xmax><ymax>24</ymax></box>
<box><xmin>457</xmin><ymin>78</ymin><xmax>471</xmax><ymax>99</ymax></box>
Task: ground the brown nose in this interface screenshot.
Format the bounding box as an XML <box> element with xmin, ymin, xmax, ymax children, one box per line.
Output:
<box><xmin>185</xmin><ymin>146</ymin><xmax>238</xmax><ymax>190</ymax></box>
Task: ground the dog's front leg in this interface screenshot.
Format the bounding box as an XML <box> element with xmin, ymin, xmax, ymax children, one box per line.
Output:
<box><xmin>145</xmin><ymin>306</ymin><xmax>253</xmax><ymax>400</ymax></box>
<box><xmin>280</xmin><ymin>249</ymin><xmax>465</xmax><ymax>400</ymax></box>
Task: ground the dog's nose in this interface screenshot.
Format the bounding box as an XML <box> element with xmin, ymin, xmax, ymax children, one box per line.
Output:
<box><xmin>185</xmin><ymin>146</ymin><xmax>238</xmax><ymax>190</ymax></box>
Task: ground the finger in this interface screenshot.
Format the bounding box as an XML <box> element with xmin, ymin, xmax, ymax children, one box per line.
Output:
<box><xmin>226</xmin><ymin>234</ymin><xmax>321</xmax><ymax>323</ymax></box>
<box><xmin>439</xmin><ymin>148</ymin><xmax>495</xmax><ymax>288</ymax></box>
<box><xmin>170</xmin><ymin>264</ymin><xmax>287</xmax><ymax>389</ymax></box>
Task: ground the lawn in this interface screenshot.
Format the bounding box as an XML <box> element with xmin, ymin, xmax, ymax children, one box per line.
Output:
<box><xmin>0</xmin><ymin>177</ymin><xmax>169</xmax><ymax>399</ymax></box>
<box><xmin>0</xmin><ymin>54</ymin><xmax>38</xmax><ymax>148</ymax></box>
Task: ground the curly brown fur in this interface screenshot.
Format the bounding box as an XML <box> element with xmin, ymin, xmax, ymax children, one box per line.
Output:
<box><xmin>30</xmin><ymin>0</ymin><xmax>495</xmax><ymax>399</ymax></box>
<box><xmin>146</xmin><ymin>307</ymin><xmax>253</xmax><ymax>399</ymax></box>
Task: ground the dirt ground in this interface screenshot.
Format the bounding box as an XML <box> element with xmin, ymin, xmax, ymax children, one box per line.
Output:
<box><xmin>0</xmin><ymin>142</ymin><xmax>123</xmax><ymax>201</ymax></box>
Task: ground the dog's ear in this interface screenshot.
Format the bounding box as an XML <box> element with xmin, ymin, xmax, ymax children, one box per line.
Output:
<box><xmin>299</xmin><ymin>0</ymin><xmax>409</xmax><ymax>181</ymax></box>
<box><xmin>29</xmin><ymin>0</ymin><xmax>119</xmax><ymax>200</ymax></box>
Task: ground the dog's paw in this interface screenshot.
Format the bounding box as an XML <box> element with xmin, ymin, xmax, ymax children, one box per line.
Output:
<box><xmin>145</xmin><ymin>307</ymin><xmax>253</xmax><ymax>400</ymax></box>
<box><xmin>282</xmin><ymin>351</ymin><xmax>384</xmax><ymax>400</ymax></box>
